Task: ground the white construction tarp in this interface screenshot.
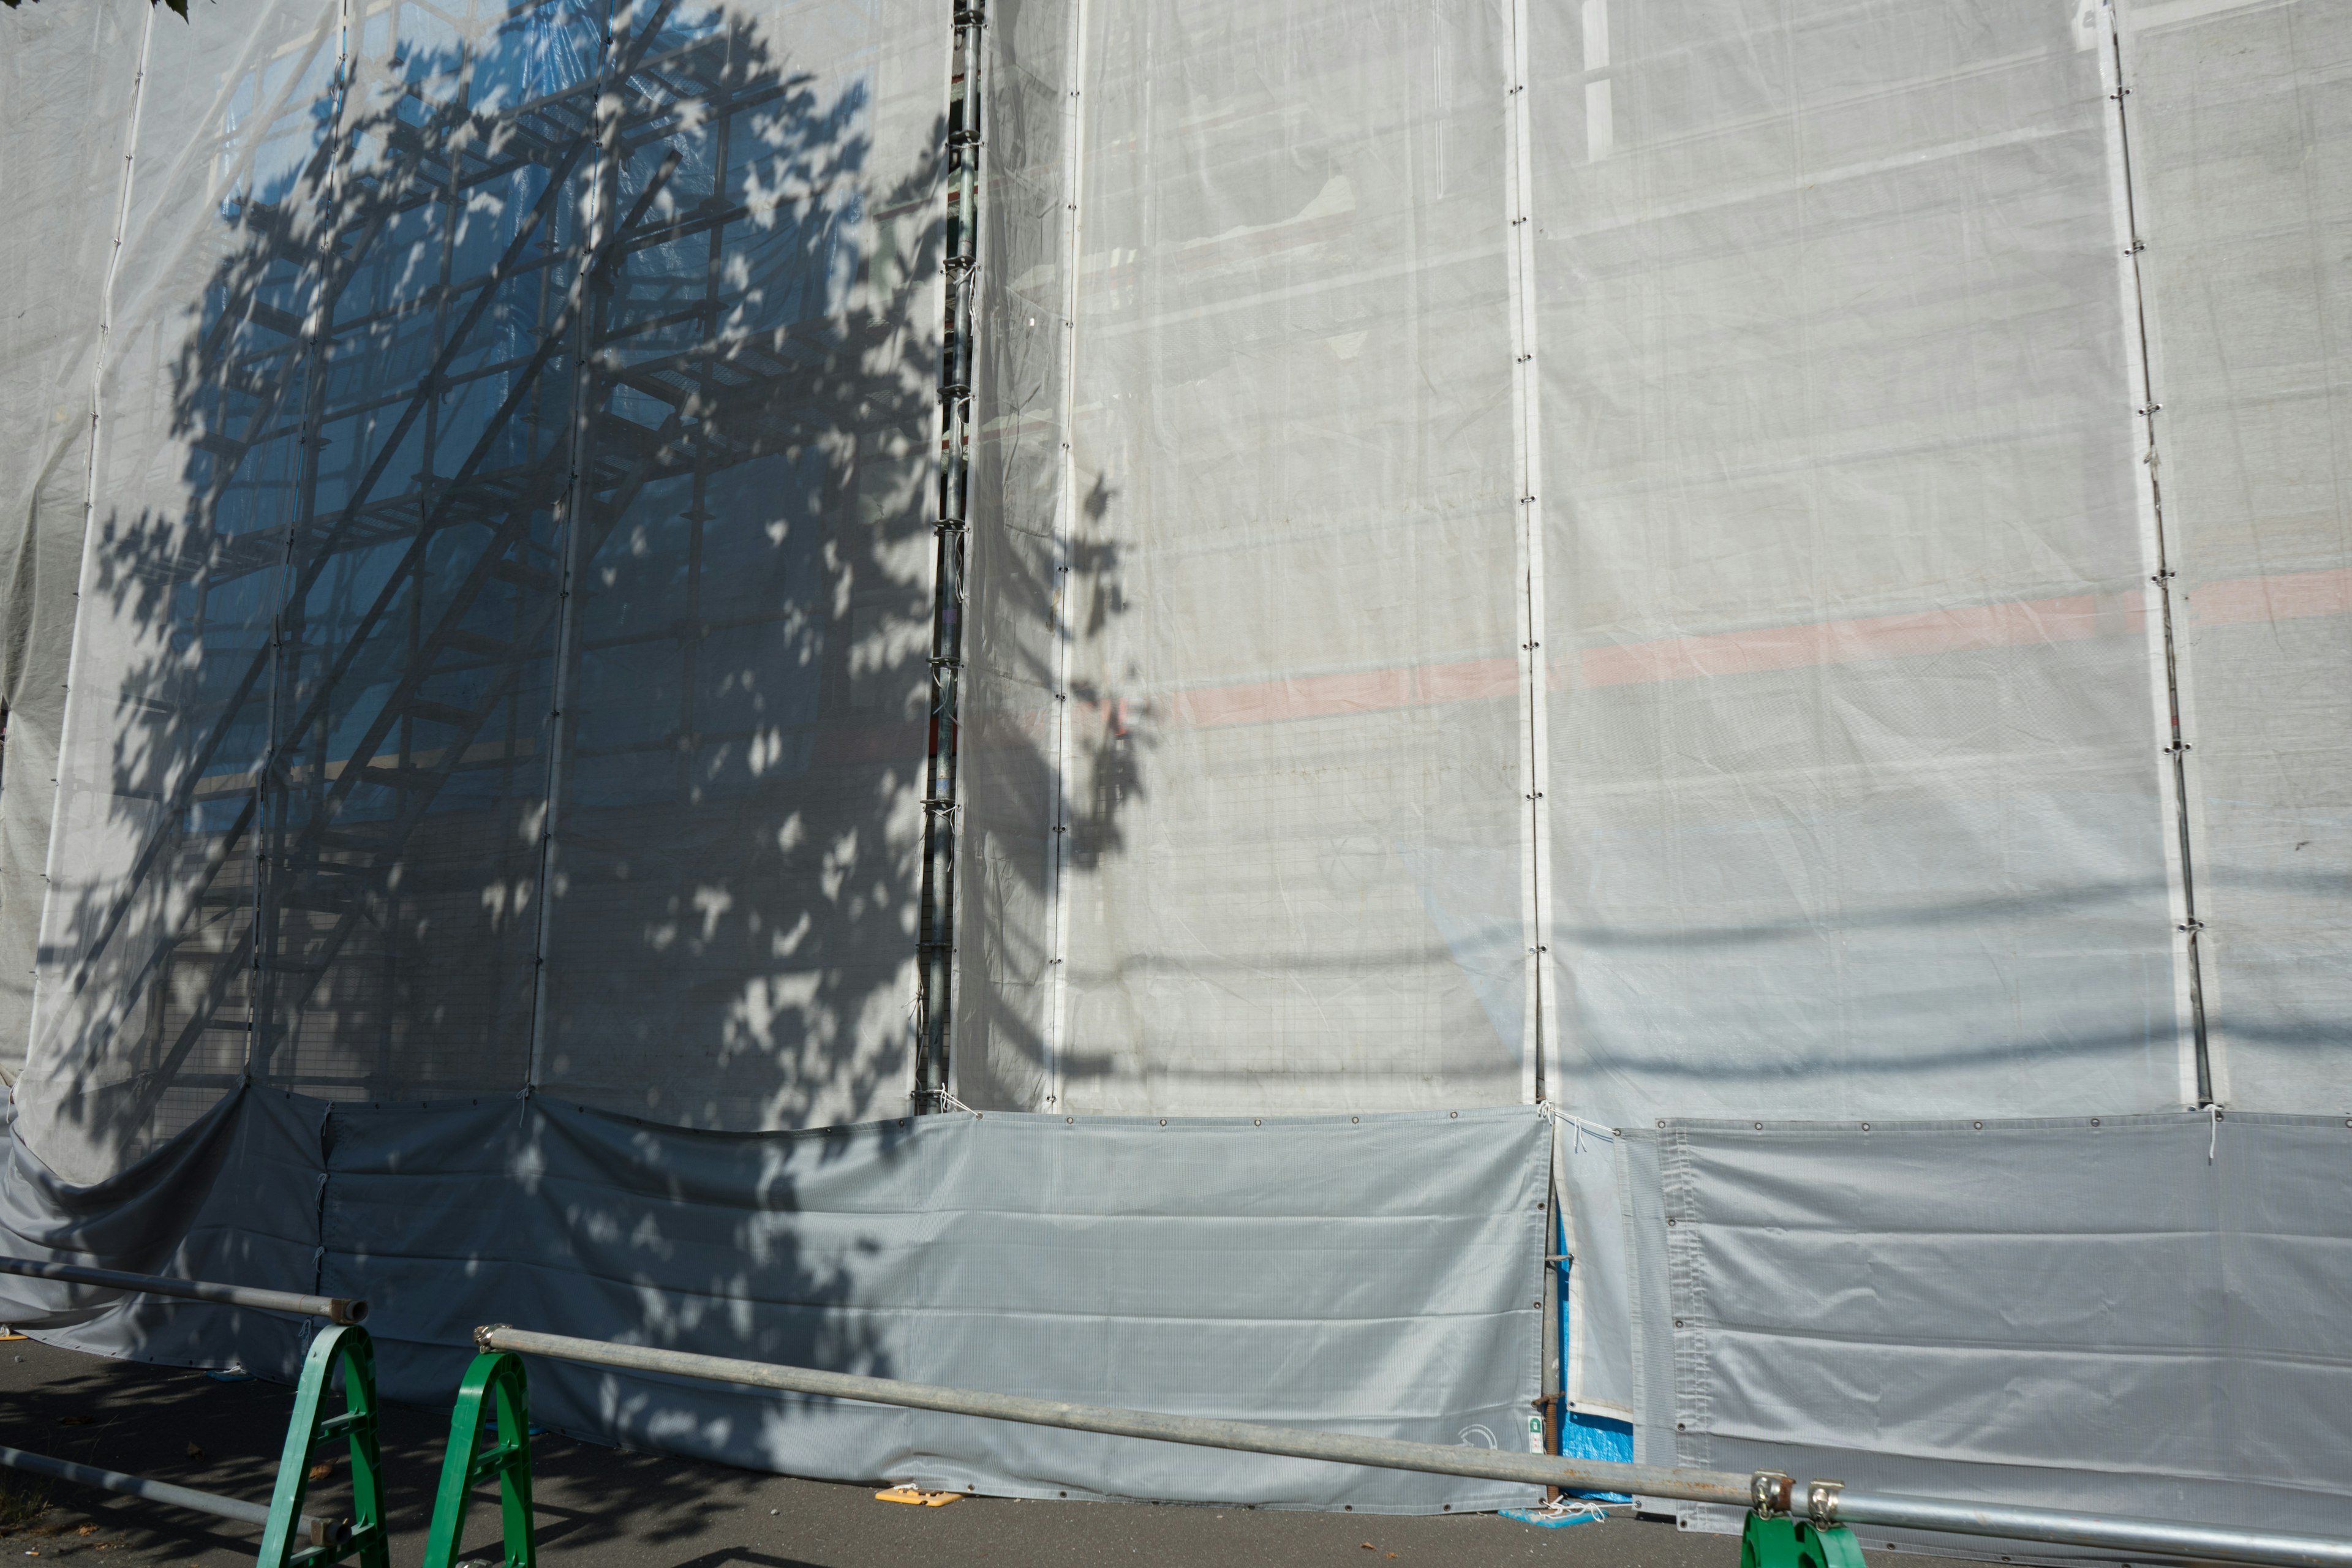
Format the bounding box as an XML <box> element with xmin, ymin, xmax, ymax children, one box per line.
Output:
<box><xmin>1</xmin><ymin>0</ymin><xmax>2347</xmax><ymax>1541</ymax></box>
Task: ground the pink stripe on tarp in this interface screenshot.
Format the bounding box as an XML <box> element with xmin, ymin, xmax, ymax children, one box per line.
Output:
<box><xmin>2188</xmin><ymin>565</ymin><xmax>2352</xmax><ymax>627</ymax></box>
<box><xmin>1574</xmin><ymin>594</ymin><xmax>2116</xmax><ymax>688</ymax></box>
<box><xmin>967</xmin><ymin>567</ymin><xmax>2351</xmax><ymax>739</ymax></box>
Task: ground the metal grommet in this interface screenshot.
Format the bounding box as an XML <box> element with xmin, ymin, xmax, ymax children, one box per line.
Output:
<box><xmin>1673</xmin><ymin>1318</ymin><xmax>1683</xmax><ymax>1328</ymax></box>
<box><xmin>1253</xmin><ymin>1118</ymin><xmax>1262</xmax><ymax>1126</ymax></box>
<box><xmin>1861</xmin><ymin>1121</ymin><xmax>1871</xmax><ymax>1131</ymax></box>
<box><xmin>1158</xmin><ymin>1118</ymin><xmax>1167</xmax><ymax>1126</ymax></box>
<box><xmin>2091</xmin><ymin>1117</ymin><xmax>2101</xmax><ymax>1126</ymax></box>
<box><xmin>1754</xmin><ymin>1121</ymin><xmax>1762</xmax><ymax>1130</ymax></box>
<box><xmin>1450</xmin><ymin>1110</ymin><xmax>1459</xmax><ymax>1118</ymax></box>
<box><xmin>1351</xmin><ymin>1116</ymin><xmax>1360</xmax><ymax>1125</ymax></box>
<box><xmin>1973</xmin><ymin>1121</ymin><xmax>1983</xmax><ymax>1130</ymax></box>
<box><xmin>1666</xmin><ymin>1217</ymin><xmax>1677</xmax><ymax>1227</ymax></box>
<box><xmin>1065</xmin><ymin>1117</ymin><xmax>1073</xmax><ymax>1124</ymax></box>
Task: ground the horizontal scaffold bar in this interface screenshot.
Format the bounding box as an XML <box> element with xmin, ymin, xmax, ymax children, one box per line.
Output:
<box><xmin>0</xmin><ymin>1445</ymin><xmax>337</xmax><ymax>1544</ymax></box>
<box><xmin>0</xmin><ymin>1257</ymin><xmax>365</xmax><ymax>1325</ymax></box>
<box><xmin>472</xmin><ymin>1324</ymin><xmax>1751</xmax><ymax>1504</ymax></box>
<box><xmin>478</xmin><ymin>1325</ymin><xmax>2352</xmax><ymax>1568</ymax></box>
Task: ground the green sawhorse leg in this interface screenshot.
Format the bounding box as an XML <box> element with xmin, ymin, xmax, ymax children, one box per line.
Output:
<box><xmin>1741</xmin><ymin>1511</ymin><xmax>1869</xmax><ymax>1568</ymax></box>
<box><xmin>420</xmin><ymin>1352</ymin><xmax>535</xmax><ymax>1568</ymax></box>
<box><xmin>258</xmin><ymin>1325</ymin><xmax>391</xmax><ymax>1568</ymax></box>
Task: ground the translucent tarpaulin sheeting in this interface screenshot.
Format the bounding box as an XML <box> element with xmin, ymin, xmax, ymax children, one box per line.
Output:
<box><xmin>2120</xmin><ymin>0</ymin><xmax>2352</xmax><ymax>1110</ymax></box>
<box><xmin>954</xmin><ymin>0</ymin><xmax>2316</xmax><ymax>1127</ymax></box>
<box><xmin>0</xmin><ymin>2</ymin><xmax>143</xmax><ymax>1084</ymax></box>
<box><xmin>1036</xmin><ymin>1</ymin><xmax>1537</xmax><ymax>1115</ymax></box>
<box><xmin>13</xmin><ymin>0</ymin><xmax>945</xmax><ymax>1182</ymax></box>
<box><xmin>6</xmin><ymin>0</ymin><xmax>2352</xmax><ymax>1541</ymax></box>
<box><xmin>1531</xmin><ymin>0</ymin><xmax>2188</xmax><ymax>1128</ymax></box>
<box><xmin>26</xmin><ymin>0</ymin><xmax>356</xmax><ymax>1175</ymax></box>
<box><xmin>20</xmin><ymin>0</ymin><xmax>2340</xmax><ymax>1173</ymax></box>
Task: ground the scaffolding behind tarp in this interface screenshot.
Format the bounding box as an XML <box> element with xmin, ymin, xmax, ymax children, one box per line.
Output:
<box><xmin>11</xmin><ymin>0</ymin><xmax>944</xmax><ymax>1177</ymax></box>
<box><xmin>1</xmin><ymin>0</ymin><xmax>2348</xmax><ymax>1540</ymax></box>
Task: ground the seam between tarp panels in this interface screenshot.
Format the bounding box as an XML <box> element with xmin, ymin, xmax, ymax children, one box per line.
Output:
<box><xmin>1662</xmin><ymin>1128</ymin><xmax>1714</xmax><ymax>1469</ymax></box>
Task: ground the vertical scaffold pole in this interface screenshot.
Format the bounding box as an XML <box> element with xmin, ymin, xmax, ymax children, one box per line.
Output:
<box><xmin>915</xmin><ymin>1</ymin><xmax>987</xmax><ymax>1109</ymax></box>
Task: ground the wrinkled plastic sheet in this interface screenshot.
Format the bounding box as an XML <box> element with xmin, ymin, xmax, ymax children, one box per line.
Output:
<box><xmin>1630</xmin><ymin>1113</ymin><xmax>2352</xmax><ymax>1547</ymax></box>
<box><xmin>0</xmin><ymin>1088</ymin><xmax>1548</xmax><ymax>1514</ymax></box>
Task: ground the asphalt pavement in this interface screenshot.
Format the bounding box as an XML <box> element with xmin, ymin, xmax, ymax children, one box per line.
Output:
<box><xmin>0</xmin><ymin>1336</ymin><xmax>1983</xmax><ymax>1568</ymax></box>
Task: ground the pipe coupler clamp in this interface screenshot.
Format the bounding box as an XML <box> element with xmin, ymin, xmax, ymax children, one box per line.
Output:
<box><xmin>1806</xmin><ymin>1479</ymin><xmax>1845</xmax><ymax>1526</ymax></box>
<box><xmin>473</xmin><ymin>1323</ymin><xmax>507</xmax><ymax>1353</ymax></box>
<box><xmin>1751</xmin><ymin>1471</ymin><xmax>1793</xmax><ymax>1517</ymax></box>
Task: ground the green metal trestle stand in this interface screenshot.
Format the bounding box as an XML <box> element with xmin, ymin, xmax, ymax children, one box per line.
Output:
<box><xmin>258</xmin><ymin>1325</ymin><xmax>391</xmax><ymax>1568</ymax></box>
<box><xmin>1743</xmin><ymin>1472</ymin><xmax>1867</xmax><ymax>1568</ymax></box>
<box><xmin>1742</xmin><ymin>1510</ymin><xmax>1868</xmax><ymax>1568</ymax></box>
<box><xmin>420</xmin><ymin>1351</ymin><xmax>537</xmax><ymax>1568</ymax></box>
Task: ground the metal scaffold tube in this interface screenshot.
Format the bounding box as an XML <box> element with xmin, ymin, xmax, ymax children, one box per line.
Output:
<box><xmin>913</xmin><ymin>0</ymin><xmax>987</xmax><ymax>1109</ymax></box>
<box><xmin>0</xmin><ymin>1257</ymin><xmax>365</xmax><ymax>1324</ymax></box>
<box><xmin>0</xmin><ymin>1446</ymin><xmax>335</xmax><ymax>1542</ymax></box>
<box><xmin>472</xmin><ymin>1324</ymin><xmax>1754</xmax><ymax>1504</ymax></box>
<box><xmin>477</xmin><ymin>1326</ymin><xmax>2352</xmax><ymax>1568</ymax></box>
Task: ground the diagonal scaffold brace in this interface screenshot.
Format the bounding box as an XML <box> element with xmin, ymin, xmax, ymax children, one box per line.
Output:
<box><xmin>257</xmin><ymin>1325</ymin><xmax>391</xmax><ymax>1568</ymax></box>
<box><xmin>419</xmin><ymin>1351</ymin><xmax>537</xmax><ymax>1568</ymax></box>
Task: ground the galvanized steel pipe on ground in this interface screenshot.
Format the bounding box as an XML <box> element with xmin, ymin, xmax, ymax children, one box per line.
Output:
<box><xmin>0</xmin><ymin>1446</ymin><xmax>334</xmax><ymax>1541</ymax></box>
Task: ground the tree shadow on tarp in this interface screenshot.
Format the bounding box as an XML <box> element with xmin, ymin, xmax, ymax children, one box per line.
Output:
<box><xmin>2</xmin><ymin>0</ymin><xmax>1134</xmax><ymax>1471</ymax></box>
